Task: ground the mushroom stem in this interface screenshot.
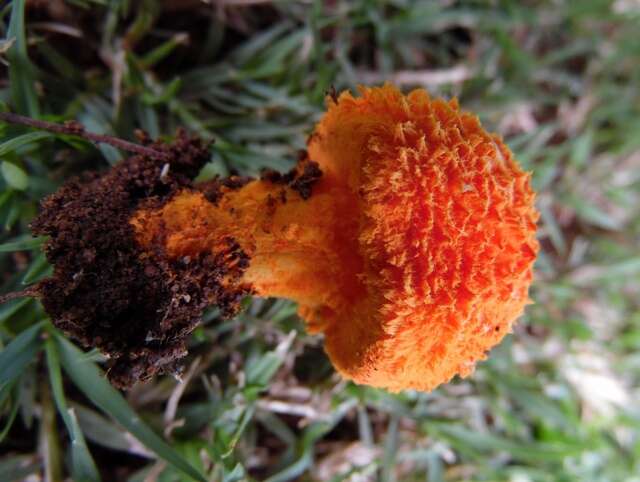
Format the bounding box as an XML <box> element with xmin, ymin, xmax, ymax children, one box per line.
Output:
<box><xmin>130</xmin><ymin>160</ymin><xmax>365</xmax><ymax>334</ymax></box>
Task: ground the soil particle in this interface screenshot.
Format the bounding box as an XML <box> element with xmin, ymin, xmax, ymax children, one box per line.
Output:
<box><xmin>30</xmin><ymin>130</ymin><xmax>252</xmax><ymax>388</ymax></box>
<box><xmin>290</xmin><ymin>160</ymin><xmax>322</xmax><ymax>200</ymax></box>
<box><xmin>260</xmin><ymin>153</ymin><xmax>322</xmax><ymax>201</ymax></box>
<box><xmin>199</xmin><ymin>175</ymin><xmax>254</xmax><ymax>205</ymax></box>
<box><xmin>327</xmin><ymin>85</ymin><xmax>339</xmax><ymax>103</ymax></box>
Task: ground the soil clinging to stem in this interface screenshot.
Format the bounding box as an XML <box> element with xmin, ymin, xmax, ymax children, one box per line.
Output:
<box><xmin>29</xmin><ymin>130</ymin><xmax>254</xmax><ymax>388</ymax></box>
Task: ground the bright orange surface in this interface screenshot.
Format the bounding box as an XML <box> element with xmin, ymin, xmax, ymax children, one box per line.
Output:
<box><xmin>131</xmin><ymin>85</ymin><xmax>539</xmax><ymax>392</ymax></box>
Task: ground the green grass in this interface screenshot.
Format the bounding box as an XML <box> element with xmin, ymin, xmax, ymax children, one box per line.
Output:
<box><xmin>1</xmin><ymin>0</ymin><xmax>640</xmax><ymax>481</ymax></box>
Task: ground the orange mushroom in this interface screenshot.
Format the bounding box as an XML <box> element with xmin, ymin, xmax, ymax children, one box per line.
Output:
<box><xmin>128</xmin><ymin>85</ymin><xmax>539</xmax><ymax>391</ymax></box>
<box><xmin>8</xmin><ymin>84</ymin><xmax>539</xmax><ymax>389</ymax></box>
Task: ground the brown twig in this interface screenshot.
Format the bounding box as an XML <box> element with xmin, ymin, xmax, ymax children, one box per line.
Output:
<box><xmin>0</xmin><ymin>111</ymin><xmax>170</xmax><ymax>161</ymax></box>
<box><xmin>0</xmin><ymin>286</ymin><xmax>40</xmax><ymax>304</ymax></box>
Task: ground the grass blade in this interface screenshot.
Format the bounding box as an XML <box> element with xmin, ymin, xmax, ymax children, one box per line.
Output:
<box><xmin>0</xmin><ymin>385</ymin><xmax>20</xmax><ymax>442</ymax></box>
<box><xmin>45</xmin><ymin>339</ymin><xmax>101</xmax><ymax>482</ymax></box>
<box><xmin>0</xmin><ymin>236</ymin><xmax>45</xmax><ymax>252</ymax></box>
<box><xmin>22</xmin><ymin>252</ymin><xmax>51</xmax><ymax>285</ymax></box>
<box><xmin>0</xmin><ymin>321</ymin><xmax>43</xmax><ymax>388</ymax></box>
<box><xmin>6</xmin><ymin>0</ymin><xmax>39</xmax><ymax>117</ymax></box>
<box><xmin>0</xmin><ymin>131</ymin><xmax>52</xmax><ymax>156</ymax></box>
<box><xmin>52</xmin><ymin>333</ymin><xmax>207</xmax><ymax>482</ymax></box>
<box><xmin>1</xmin><ymin>161</ymin><xmax>28</xmax><ymax>190</ymax></box>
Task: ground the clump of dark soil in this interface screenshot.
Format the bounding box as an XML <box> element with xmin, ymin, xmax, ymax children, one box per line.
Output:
<box><xmin>260</xmin><ymin>150</ymin><xmax>322</xmax><ymax>200</ymax></box>
<box><xmin>30</xmin><ymin>130</ymin><xmax>252</xmax><ymax>388</ymax></box>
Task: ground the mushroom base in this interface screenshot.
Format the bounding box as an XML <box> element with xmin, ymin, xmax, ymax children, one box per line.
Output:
<box><xmin>30</xmin><ymin>132</ymin><xmax>252</xmax><ymax>388</ymax></box>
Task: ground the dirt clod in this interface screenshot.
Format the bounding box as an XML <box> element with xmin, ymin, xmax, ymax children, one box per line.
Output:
<box><xmin>260</xmin><ymin>154</ymin><xmax>322</xmax><ymax>200</ymax></box>
<box><xmin>30</xmin><ymin>130</ymin><xmax>251</xmax><ymax>388</ymax></box>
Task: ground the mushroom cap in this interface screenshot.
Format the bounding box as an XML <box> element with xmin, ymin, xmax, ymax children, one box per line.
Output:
<box><xmin>306</xmin><ymin>85</ymin><xmax>539</xmax><ymax>391</ymax></box>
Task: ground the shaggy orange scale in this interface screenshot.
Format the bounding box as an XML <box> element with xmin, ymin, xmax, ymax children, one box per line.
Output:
<box><xmin>132</xmin><ymin>85</ymin><xmax>539</xmax><ymax>392</ymax></box>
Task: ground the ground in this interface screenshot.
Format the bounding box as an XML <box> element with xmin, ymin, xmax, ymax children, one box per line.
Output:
<box><xmin>0</xmin><ymin>1</ymin><xmax>639</xmax><ymax>481</ymax></box>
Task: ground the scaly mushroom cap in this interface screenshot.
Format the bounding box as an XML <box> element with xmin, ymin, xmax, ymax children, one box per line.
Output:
<box><xmin>306</xmin><ymin>85</ymin><xmax>539</xmax><ymax>391</ymax></box>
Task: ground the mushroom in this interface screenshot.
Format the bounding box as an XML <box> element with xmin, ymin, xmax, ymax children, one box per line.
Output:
<box><xmin>130</xmin><ymin>85</ymin><xmax>539</xmax><ymax>391</ymax></box>
<box><xmin>8</xmin><ymin>85</ymin><xmax>539</xmax><ymax>390</ymax></box>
